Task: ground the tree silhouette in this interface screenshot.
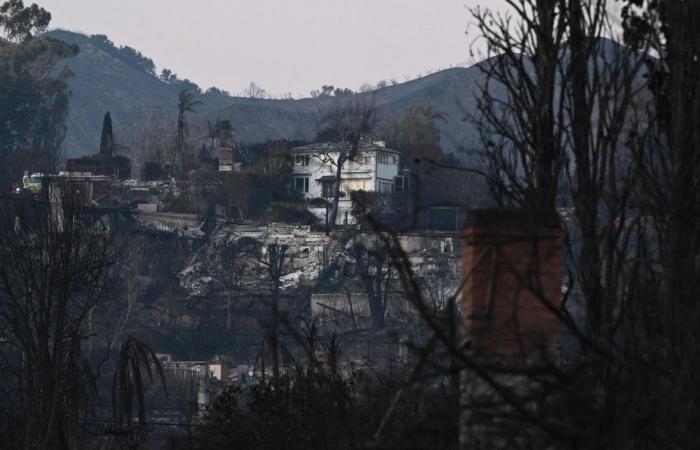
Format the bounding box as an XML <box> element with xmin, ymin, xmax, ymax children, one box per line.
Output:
<box><xmin>112</xmin><ymin>336</ymin><xmax>167</xmax><ymax>444</ymax></box>
<box><xmin>244</xmin><ymin>81</ymin><xmax>266</xmax><ymax>99</ymax></box>
<box><xmin>0</xmin><ymin>188</ymin><xmax>116</xmax><ymax>448</ymax></box>
<box><xmin>175</xmin><ymin>88</ymin><xmax>202</xmax><ymax>175</ymax></box>
<box><xmin>314</xmin><ymin>99</ymin><xmax>378</xmax><ymax>229</ymax></box>
<box><xmin>0</xmin><ymin>0</ymin><xmax>51</xmax><ymax>43</ymax></box>
<box><xmin>99</xmin><ymin>111</ymin><xmax>113</xmax><ymax>156</ymax></box>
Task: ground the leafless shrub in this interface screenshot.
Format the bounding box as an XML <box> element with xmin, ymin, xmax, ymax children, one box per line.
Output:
<box><xmin>0</xmin><ymin>188</ymin><xmax>116</xmax><ymax>448</ymax></box>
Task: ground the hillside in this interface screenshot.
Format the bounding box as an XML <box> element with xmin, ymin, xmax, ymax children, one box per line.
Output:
<box><xmin>45</xmin><ymin>30</ymin><xmax>486</xmax><ymax>159</ymax></box>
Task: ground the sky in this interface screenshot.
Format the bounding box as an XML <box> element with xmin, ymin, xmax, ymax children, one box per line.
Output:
<box><xmin>35</xmin><ymin>0</ymin><xmax>508</xmax><ymax>97</ymax></box>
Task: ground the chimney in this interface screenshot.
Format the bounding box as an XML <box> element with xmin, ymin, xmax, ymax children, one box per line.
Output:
<box><xmin>461</xmin><ymin>209</ymin><xmax>563</xmax><ymax>356</ymax></box>
<box><xmin>459</xmin><ymin>209</ymin><xmax>564</xmax><ymax>449</ymax></box>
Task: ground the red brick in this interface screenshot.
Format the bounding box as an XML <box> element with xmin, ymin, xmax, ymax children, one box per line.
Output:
<box><xmin>461</xmin><ymin>210</ymin><xmax>564</xmax><ymax>356</ymax></box>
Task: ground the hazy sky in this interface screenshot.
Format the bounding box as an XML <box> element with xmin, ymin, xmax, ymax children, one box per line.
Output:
<box><xmin>35</xmin><ymin>0</ymin><xmax>508</xmax><ymax>97</ymax></box>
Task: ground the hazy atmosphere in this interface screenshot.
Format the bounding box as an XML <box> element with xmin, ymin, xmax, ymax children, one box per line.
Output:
<box><xmin>36</xmin><ymin>0</ymin><xmax>506</xmax><ymax>96</ymax></box>
<box><xmin>1</xmin><ymin>0</ymin><xmax>697</xmax><ymax>449</ymax></box>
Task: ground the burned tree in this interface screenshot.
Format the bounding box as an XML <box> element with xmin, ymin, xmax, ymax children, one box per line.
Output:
<box><xmin>244</xmin><ymin>81</ymin><xmax>266</xmax><ymax>99</ymax></box>
<box><xmin>470</xmin><ymin>0</ymin><xmax>567</xmax><ymax>210</ymax></box>
<box><xmin>129</xmin><ymin>107</ymin><xmax>176</xmax><ymax>179</ymax></box>
<box><xmin>252</xmin><ymin>241</ymin><xmax>290</xmax><ymax>384</ymax></box>
<box><xmin>0</xmin><ymin>189</ymin><xmax>116</xmax><ymax>449</ymax></box>
<box><xmin>215</xmin><ymin>237</ymin><xmax>258</xmax><ymax>332</ymax></box>
<box><xmin>175</xmin><ymin>88</ymin><xmax>202</xmax><ymax>175</ymax></box>
<box><xmin>349</xmin><ymin>238</ymin><xmax>393</xmax><ymax>329</ymax></box>
<box><xmin>111</xmin><ymin>336</ymin><xmax>167</xmax><ymax>445</ymax></box>
<box><xmin>623</xmin><ymin>0</ymin><xmax>700</xmax><ymax>334</ymax></box>
<box><xmin>357</xmin><ymin>1</ymin><xmax>695</xmax><ymax>449</ymax></box>
<box><xmin>378</xmin><ymin>0</ymin><xmax>700</xmax><ymax>448</ymax></box>
<box><xmin>472</xmin><ymin>0</ymin><xmax>646</xmax><ymax>339</ymax></box>
<box><xmin>314</xmin><ymin>99</ymin><xmax>378</xmax><ymax>229</ymax></box>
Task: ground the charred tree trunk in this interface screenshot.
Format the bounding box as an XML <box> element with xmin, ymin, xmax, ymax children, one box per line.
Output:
<box><xmin>566</xmin><ymin>0</ymin><xmax>604</xmax><ymax>339</ymax></box>
<box><xmin>664</xmin><ymin>0</ymin><xmax>700</xmax><ymax>314</ymax></box>
<box><xmin>328</xmin><ymin>157</ymin><xmax>346</xmax><ymax>229</ymax></box>
<box><xmin>226</xmin><ymin>290</ymin><xmax>233</xmax><ymax>332</ymax></box>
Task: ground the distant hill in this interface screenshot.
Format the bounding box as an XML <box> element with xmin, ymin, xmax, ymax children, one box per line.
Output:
<box><xmin>45</xmin><ymin>30</ymin><xmax>488</xmax><ymax>159</ymax></box>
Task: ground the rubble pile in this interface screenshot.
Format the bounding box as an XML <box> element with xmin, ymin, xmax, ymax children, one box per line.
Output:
<box><xmin>179</xmin><ymin>222</ymin><xmax>344</xmax><ymax>297</ymax></box>
<box><xmin>179</xmin><ymin>222</ymin><xmax>464</xmax><ymax>306</ymax></box>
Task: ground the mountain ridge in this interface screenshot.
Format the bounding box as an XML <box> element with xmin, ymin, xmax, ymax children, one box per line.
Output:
<box><xmin>45</xmin><ymin>29</ymin><xmax>486</xmax><ymax>159</ymax></box>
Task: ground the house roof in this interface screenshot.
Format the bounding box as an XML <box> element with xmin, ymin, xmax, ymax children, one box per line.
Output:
<box><xmin>290</xmin><ymin>141</ymin><xmax>400</xmax><ymax>155</ymax></box>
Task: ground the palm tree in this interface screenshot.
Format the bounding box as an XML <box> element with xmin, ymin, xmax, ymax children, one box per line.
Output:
<box><xmin>175</xmin><ymin>89</ymin><xmax>202</xmax><ymax>175</ymax></box>
<box><xmin>112</xmin><ymin>336</ymin><xmax>167</xmax><ymax>443</ymax></box>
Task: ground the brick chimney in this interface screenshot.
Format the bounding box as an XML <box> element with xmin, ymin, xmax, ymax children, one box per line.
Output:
<box><xmin>461</xmin><ymin>209</ymin><xmax>564</xmax><ymax>356</ymax></box>
<box><xmin>459</xmin><ymin>209</ymin><xmax>564</xmax><ymax>449</ymax></box>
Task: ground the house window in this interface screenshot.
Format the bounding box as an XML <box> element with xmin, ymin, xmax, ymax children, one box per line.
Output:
<box><xmin>395</xmin><ymin>175</ymin><xmax>410</xmax><ymax>193</ymax></box>
<box><xmin>294</xmin><ymin>155</ymin><xmax>310</xmax><ymax>166</ymax></box>
<box><xmin>378</xmin><ymin>181</ymin><xmax>393</xmax><ymax>193</ymax></box>
<box><xmin>350</xmin><ymin>155</ymin><xmax>367</xmax><ymax>166</ymax></box>
<box><xmin>293</xmin><ymin>177</ymin><xmax>309</xmax><ymax>193</ymax></box>
<box><xmin>321</xmin><ymin>179</ymin><xmax>336</xmax><ymax>198</ymax></box>
<box><xmin>378</xmin><ymin>152</ymin><xmax>396</xmax><ymax>165</ymax></box>
<box><xmin>346</xmin><ymin>158</ymin><xmax>361</xmax><ymax>170</ymax></box>
<box><xmin>341</xmin><ymin>179</ymin><xmax>369</xmax><ymax>192</ymax></box>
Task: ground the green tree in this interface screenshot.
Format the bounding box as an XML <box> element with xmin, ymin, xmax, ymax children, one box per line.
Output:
<box><xmin>0</xmin><ymin>0</ymin><xmax>50</xmax><ymax>43</ymax></box>
<box><xmin>0</xmin><ymin>1</ymin><xmax>77</xmax><ymax>186</ymax></box>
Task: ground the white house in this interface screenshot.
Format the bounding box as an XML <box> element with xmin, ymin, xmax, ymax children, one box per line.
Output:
<box><xmin>290</xmin><ymin>141</ymin><xmax>400</xmax><ymax>225</ymax></box>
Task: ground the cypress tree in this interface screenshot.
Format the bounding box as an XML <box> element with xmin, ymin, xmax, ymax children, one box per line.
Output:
<box><xmin>99</xmin><ymin>111</ymin><xmax>113</xmax><ymax>156</ymax></box>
